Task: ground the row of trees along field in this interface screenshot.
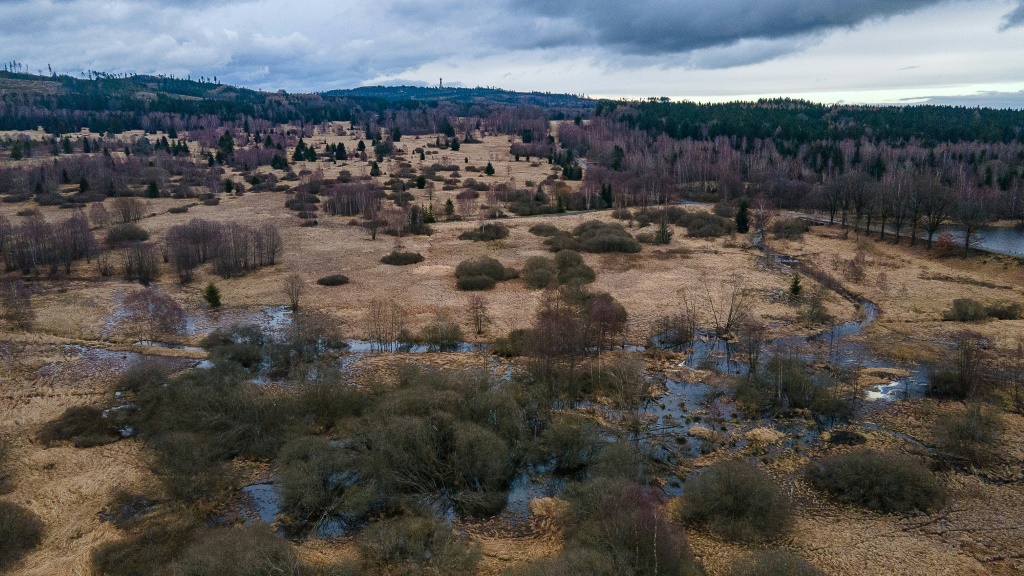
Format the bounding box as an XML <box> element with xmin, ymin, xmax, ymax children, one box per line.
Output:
<box><xmin>551</xmin><ymin>100</ymin><xmax>1024</xmax><ymax>250</ymax></box>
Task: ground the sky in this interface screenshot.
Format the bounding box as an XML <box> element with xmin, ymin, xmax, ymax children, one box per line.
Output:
<box><xmin>1</xmin><ymin>0</ymin><xmax>1023</xmax><ymax>107</ymax></box>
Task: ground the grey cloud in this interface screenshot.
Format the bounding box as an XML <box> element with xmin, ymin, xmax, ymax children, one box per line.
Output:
<box><xmin>508</xmin><ymin>0</ymin><xmax>962</xmax><ymax>54</ymax></box>
<box><xmin>1001</xmin><ymin>1</ymin><xmax>1024</xmax><ymax>29</ymax></box>
<box><xmin>906</xmin><ymin>90</ymin><xmax>1024</xmax><ymax>109</ymax></box>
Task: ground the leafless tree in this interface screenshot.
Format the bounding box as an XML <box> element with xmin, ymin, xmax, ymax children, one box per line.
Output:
<box><xmin>702</xmin><ymin>278</ymin><xmax>750</xmax><ymax>338</ymax></box>
<box><xmin>468</xmin><ymin>294</ymin><xmax>490</xmax><ymax>335</ymax></box>
<box><xmin>365</xmin><ymin>298</ymin><xmax>407</xmax><ymax>352</ymax></box>
<box><xmin>121</xmin><ymin>287</ymin><xmax>185</xmax><ymax>343</ymax></box>
<box><xmin>0</xmin><ymin>278</ymin><xmax>34</xmax><ymax>330</ymax></box>
<box><xmin>112</xmin><ymin>197</ymin><xmax>145</xmax><ymax>223</ymax></box>
<box><xmin>88</xmin><ymin>202</ymin><xmax>111</xmax><ymax>228</ymax></box>
<box><xmin>283</xmin><ymin>273</ymin><xmax>304</xmax><ymax>312</ymax></box>
<box><xmin>122</xmin><ymin>242</ymin><xmax>160</xmax><ymax>285</ymax></box>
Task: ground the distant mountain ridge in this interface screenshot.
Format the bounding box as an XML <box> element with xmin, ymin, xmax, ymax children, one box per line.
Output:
<box><xmin>323</xmin><ymin>85</ymin><xmax>595</xmax><ymax>109</ymax></box>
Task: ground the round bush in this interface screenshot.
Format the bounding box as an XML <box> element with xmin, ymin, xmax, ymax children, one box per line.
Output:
<box><xmin>728</xmin><ymin>550</ymin><xmax>824</xmax><ymax>576</ymax></box>
<box><xmin>528</xmin><ymin>223</ymin><xmax>560</xmax><ymax>237</ymax></box>
<box><xmin>456</xmin><ymin>255</ymin><xmax>507</xmax><ymax>282</ymax></box>
<box><xmin>522</xmin><ymin>257</ymin><xmax>558</xmax><ymax>289</ymax></box>
<box><xmin>558</xmin><ymin>265</ymin><xmax>596</xmax><ymax>285</ymax></box>
<box><xmin>105</xmin><ymin>223</ymin><xmax>149</xmax><ymax>246</ymax></box>
<box><xmin>0</xmin><ymin>501</ymin><xmax>44</xmax><ymax>570</ymax></box>
<box><xmin>808</xmin><ymin>448</ymin><xmax>943</xmax><ymax>513</ymax></box>
<box><xmin>381</xmin><ymin>251</ymin><xmax>424</xmax><ymax>266</ymax></box>
<box><xmin>572</xmin><ymin>221</ymin><xmax>641</xmax><ymax>253</ymax></box>
<box><xmin>680</xmin><ymin>460</ymin><xmax>792</xmax><ymax>542</ymax></box>
<box><xmin>175</xmin><ymin>525</ymin><xmax>300</xmax><ymax>576</ymax></box>
<box><xmin>457</xmin><ymin>275</ymin><xmax>496</xmax><ymax>291</ymax></box>
<box><xmin>554</xmin><ymin>249</ymin><xmax>584</xmax><ymax>269</ymax></box>
<box><xmin>458</xmin><ymin>222</ymin><xmax>509</xmax><ymax>242</ymax></box>
<box><xmin>316</xmin><ymin>274</ymin><xmax>350</xmax><ymax>286</ymax></box>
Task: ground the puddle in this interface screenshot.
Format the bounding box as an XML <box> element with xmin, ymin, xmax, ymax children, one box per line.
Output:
<box><xmin>240</xmin><ymin>483</ymin><xmax>280</xmax><ymax>525</ymax></box>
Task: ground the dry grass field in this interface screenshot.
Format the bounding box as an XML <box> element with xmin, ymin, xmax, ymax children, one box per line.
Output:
<box><xmin>2</xmin><ymin>125</ymin><xmax>1023</xmax><ymax>575</ymax></box>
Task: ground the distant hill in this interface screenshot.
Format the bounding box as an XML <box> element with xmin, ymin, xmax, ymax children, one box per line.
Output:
<box><xmin>324</xmin><ymin>85</ymin><xmax>595</xmax><ymax>109</ymax></box>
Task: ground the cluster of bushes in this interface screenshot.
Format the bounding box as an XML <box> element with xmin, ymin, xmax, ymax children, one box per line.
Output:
<box><xmin>455</xmin><ymin>256</ymin><xmax>518</xmax><ymax>290</ymax></box>
<box><xmin>417</xmin><ymin>313</ymin><xmax>465</xmax><ymax>352</ymax></box>
<box><xmin>934</xmin><ymin>402</ymin><xmax>1004</xmax><ymax>467</ymax></box>
<box><xmin>944</xmin><ymin>298</ymin><xmax>1023</xmax><ymax>322</ymax></box>
<box><xmin>770</xmin><ymin>216</ymin><xmax>810</xmax><ymax>240</ymax></box>
<box><xmin>521</xmin><ymin>250</ymin><xmax>596</xmax><ymax>289</ymax></box>
<box><xmin>736</xmin><ymin>354</ymin><xmax>851</xmax><ymax>420</ymax></box>
<box><xmin>679</xmin><ymin>460</ymin><xmax>793</xmax><ymax>543</ymax></box>
<box><xmin>458</xmin><ymin>222</ymin><xmax>509</xmax><ymax>242</ymax></box>
<box><xmin>808</xmin><ymin>448</ymin><xmax>944</xmax><ymax>513</ymax></box>
<box><xmin>495</xmin><ymin>187</ymin><xmax>559</xmax><ymax>216</ymax></box>
<box><xmin>380</xmin><ymin>250</ymin><xmax>424</xmax><ymax>266</ymax></box>
<box><xmin>105</xmin><ymin>222</ymin><xmax>149</xmax><ymax>246</ymax></box>
<box><xmin>543</xmin><ymin>220</ymin><xmax>642</xmax><ymax>254</ymax></box>
<box><xmin>620</xmin><ymin>206</ymin><xmax>735</xmax><ymax>238</ymax></box>
<box><xmin>513</xmin><ymin>478</ymin><xmax>704</xmax><ymax>575</ymax></box>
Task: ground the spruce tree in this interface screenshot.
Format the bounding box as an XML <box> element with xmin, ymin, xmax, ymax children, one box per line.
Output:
<box><xmin>736</xmin><ymin>198</ymin><xmax>750</xmax><ymax>233</ymax></box>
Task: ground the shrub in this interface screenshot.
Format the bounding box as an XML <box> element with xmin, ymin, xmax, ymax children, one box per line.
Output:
<box><xmin>167</xmin><ymin>205</ymin><xmax>190</xmax><ymax>214</ymax></box>
<box><xmin>522</xmin><ymin>256</ymin><xmax>558</xmax><ymax>289</ymax></box>
<box><xmin>419</xmin><ymin>315</ymin><xmax>465</xmax><ymax>352</ymax></box>
<box><xmin>101</xmin><ymin>490</ymin><xmax>155</xmax><ymax>530</ymax></box>
<box><xmin>278</xmin><ymin>437</ymin><xmax>369</xmax><ymax>530</ymax></box>
<box><xmin>458</xmin><ymin>222</ymin><xmax>509</xmax><ymax>241</ymax></box>
<box><xmin>543</xmin><ymin>231</ymin><xmax>583</xmax><ymax>252</ymax></box>
<box><xmin>116</xmin><ymin>362</ymin><xmax>169</xmax><ymax>393</ymax></box>
<box><xmin>572</xmin><ymin>221</ymin><xmax>641</xmax><ymax>253</ymax></box>
<box><xmin>456</xmin><ymin>275</ymin><xmax>496</xmax><ymax>291</ymax></box>
<box><xmin>358</xmin><ymin>515</ymin><xmax>479</xmax><ymax>575</ymax></box>
<box><xmin>91</xmin><ymin>516</ymin><xmax>197</xmax><ymax>576</ymax></box>
<box><xmin>537</xmin><ymin>413</ymin><xmax>605</xmax><ymax>473</ymax></box>
<box><xmin>944</xmin><ymin>298</ymin><xmax>989</xmax><ymax>322</ymax></box>
<box><xmin>176</xmin><ymin>525</ymin><xmax>302</xmax><ymax>576</ymax></box>
<box><xmin>381</xmin><ymin>251</ymin><xmax>424</xmax><ymax>265</ymax></box>
<box><xmin>544</xmin><ymin>478</ymin><xmax>704</xmax><ymax>576</ymax></box>
<box><xmin>38</xmin><ymin>406</ymin><xmax>120</xmax><ymax>448</ymax></box>
<box><xmin>105</xmin><ymin>222</ymin><xmax>149</xmax><ymax>246</ymax></box>
<box><xmin>769</xmin><ymin>217</ymin><xmax>809</xmax><ymax>240</ymax></box>
<box><xmin>528</xmin><ymin>223</ymin><xmax>560</xmax><ymax>237</ymax></box>
<box><xmin>728</xmin><ymin>550</ymin><xmax>824</xmax><ymax>576</ymax></box>
<box><xmin>554</xmin><ymin>249</ymin><xmax>595</xmax><ymax>285</ymax></box>
<box><xmin>0</xmin><ymin>502</ymin><xmax>44</xmax><ymax>571</ymax></box>
<box><xmin>935</xmin><ymin>403</ymin><xmax>1004</xmax><ymax>467</ymax></box>
<box><xmin>808</xmin><ymin>449</ymin><xmax>943</xmax><ymax>513</ymax></box>
<box><xmin>492</xmin><ymin>328</ymin><xmax>529</xmax><ymax>357</ymax></box>
<box><xmin>680</xmin><ymin>460</ymin><xmax>793</xmax><ymax>542</ymax></box>
<box><xmin>944</xmin><ymin>299</ymin><xmax>1023</xmax><ymax>322</ymax></box>
<box><xmin>455</xmin><ymin>256</ymin><xmax>513</xmax><ymax>290</ymax></box>
<box><xmin>317</xmin><ymin>274</ymin><xmax>350</xmax><ymax>286</ymax></box>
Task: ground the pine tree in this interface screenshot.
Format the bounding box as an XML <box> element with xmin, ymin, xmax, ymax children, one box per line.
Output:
<box><xmin>204</xmin><ymin>283</ymin><xmax>222</xmax><ymax>308</ymax></box>
<box><xmin>484</xmin><ymin>161</ymin><xmax>495</xmax><ymax>176</ymax></box>
<box><xmin>790</xmin><ymin>274</ymin><xmax>802</xmax><ymax>298</ymax></box>
<box><xmin>736</xmin><ymin>198</ymin><xmax>750</xmax><ymax>233</ymax></box>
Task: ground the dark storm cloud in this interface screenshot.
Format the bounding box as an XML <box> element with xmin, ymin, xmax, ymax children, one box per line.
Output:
<box><xmin>507</xmin><ymin>0</ymin><xmax>958</xmax><ymax>54</ymax></box>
